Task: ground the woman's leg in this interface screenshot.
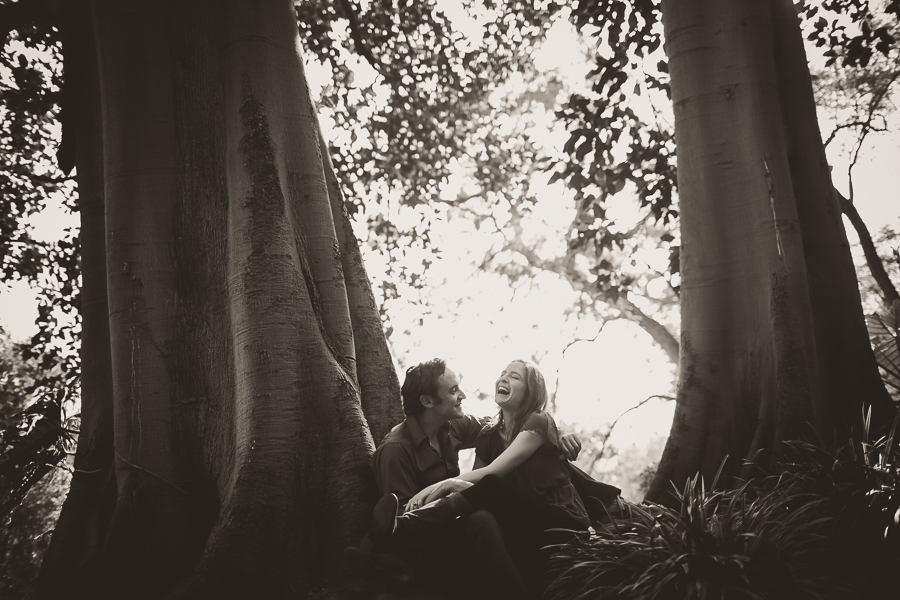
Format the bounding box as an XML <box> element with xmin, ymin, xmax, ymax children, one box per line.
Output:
<box><xmin>459</xmin><ymin>475</ymin><xmax>585</xmax><ymax>596</ymax></box>
<box><xmin>460</xmin><ymin>474</ymin><xmax>584</xmax><ymax>535</ymax></box>
<box><xmin>379</xmin><ymin>475</ymin><xmax>584</xmax><ymax>544</ymax></box>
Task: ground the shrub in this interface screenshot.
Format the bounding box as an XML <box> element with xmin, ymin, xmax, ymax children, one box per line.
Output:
<box><xmin>547</xmin><ymin>411</ymin><xmax>900</xmax><ymax>600</ymax></box>
<box><xmin>548</xmin><ymin>468</ymin><xmax>853</xmax><ymax>600</ymax></box>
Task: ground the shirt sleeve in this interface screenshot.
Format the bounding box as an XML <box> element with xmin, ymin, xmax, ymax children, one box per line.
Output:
<box><xmin>455</xmin><ymin>414</ymin><xmax>488</xmax><ymax>449</ymax></box>
<box><xmin>474</xmin><ymin>424</ymin><xmax>497</xmax><ymax>465</ymax></box>
<box><xmin>372</xmin><ymin>442</ymin><xmax>418</xmax><ymax>506</ymax></box>
<box><xmin>521</xmin><ymin>412</ymin><xmax>559</xmax><ymax>444</ymax></box>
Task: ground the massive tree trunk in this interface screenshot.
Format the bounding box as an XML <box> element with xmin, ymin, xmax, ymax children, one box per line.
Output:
<box><xmin>36</xmin><ymin>1</ymin><xmax>402</xmax><ymax>597</ymax></box>
<box><xmin>647</xmin><ymin>0</ymin><xmax>894</xmax><ymax>502</ymax></box>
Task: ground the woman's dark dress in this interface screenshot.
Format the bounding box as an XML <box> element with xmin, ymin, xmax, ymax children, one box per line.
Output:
<box><xmin>459</xmin><ymin>411</ymin><xmax>590</xmax><ymax>596</ymax></box>
<box><xmin>474</xmin><ymin>411</ymin><xmax>590</xmax><ymax>527</ymax></box>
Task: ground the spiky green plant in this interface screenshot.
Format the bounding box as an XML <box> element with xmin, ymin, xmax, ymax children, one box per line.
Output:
<box><xmin>765</xmin><ymin>409</ymin><xmax>900</xmax><ymax>594</ymax></box>
<box><xmin>548</xmin><ymin>409</ymin><xmax>900</xmax><ymax>600</ymax></box>
<box><xmin>866</xmin><ymin>300</ymin><xmax>900</xmax><ymax>398</ymax></box>
<box><xmin>547</xmin><ymin>466</ymin><xmax>855</xmax><ymax>600</ymax></box>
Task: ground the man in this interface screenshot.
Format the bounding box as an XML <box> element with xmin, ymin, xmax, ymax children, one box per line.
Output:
<box><xmin>362</xmin><ymin>358</ymin><xmax>581</xmax><ymax>599</ymax></box>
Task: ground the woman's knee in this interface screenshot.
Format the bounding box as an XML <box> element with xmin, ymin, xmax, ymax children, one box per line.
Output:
<box><xmin>478</xmin><ymin>474</ymin><xmax>503</xmax><ymax>491</ymax></box>
<box><xmin>463</xmin><ymin>509</ymin><xmax>501</xmax><ymax>535</ymax></box>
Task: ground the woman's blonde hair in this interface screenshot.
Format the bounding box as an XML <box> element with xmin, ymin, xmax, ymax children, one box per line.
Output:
<box><xmin>500</xmin><ymin>359</ymin><xmax>548</xmax><ymax>439</ymax></box>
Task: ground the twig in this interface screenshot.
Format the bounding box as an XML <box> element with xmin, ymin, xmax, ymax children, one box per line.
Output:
<box><xmin>549</xmin><ymin>324</ymin><xmax>608</xmax><ymax>411</ymax></box>
<box><xmin>115</xmin><ymin>452</ymin><xmax>188</xmax><ymax>495</ymax></box>
<box><xmin>846</xmin><ymin>69</ymin><xmax>900</xmax><ymax>201</ymax></box>
<box><xmin>589</xmin><ymin>394</ymin><xmax>675</xmax><ymax>472</ymax></box>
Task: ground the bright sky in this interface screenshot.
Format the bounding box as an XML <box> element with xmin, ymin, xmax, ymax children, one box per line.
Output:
<box><xmin>1</xmin><ymin>3</ymin><xmax>898</xmax><ymax>499</ymax></box>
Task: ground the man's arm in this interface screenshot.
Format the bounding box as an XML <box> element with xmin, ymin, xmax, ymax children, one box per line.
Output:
<box><xmin>372</xmin><ymin>443</ymin><xmax>419</xmax><ymax>507</ymax></box>
<box><xmin>455</xmin><ymin>414</ymin><xmax>488</xmax><ymax>449</ymax></box>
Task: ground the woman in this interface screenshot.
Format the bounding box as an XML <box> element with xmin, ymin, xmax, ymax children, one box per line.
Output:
<box><xmin>372</xmin><ymin>359</ymin><xmax>592</xmax><ymax>596</ymax></box>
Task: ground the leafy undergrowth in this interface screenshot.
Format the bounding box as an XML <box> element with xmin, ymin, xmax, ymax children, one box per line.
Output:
<box><xmin>548</xmin><ymin>412</ymin><xmax>900</xmax><ymax>600</ymax></box>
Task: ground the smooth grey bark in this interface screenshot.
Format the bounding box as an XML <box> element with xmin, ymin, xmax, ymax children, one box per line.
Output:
<box><xmin>647</xmin><ymin>0</ymin><xmax>893</xmax><ymax>503</ymax></box>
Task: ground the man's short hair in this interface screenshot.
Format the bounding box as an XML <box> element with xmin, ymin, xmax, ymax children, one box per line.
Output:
<box><xmin>401</xmin><ymin>358</ymin><xmax>447</xmax><ymax>416</ymax></box>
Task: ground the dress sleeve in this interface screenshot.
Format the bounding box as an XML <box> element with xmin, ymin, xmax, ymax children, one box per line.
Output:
<box><xmin>521</xmin><ymin>412</ymin><xmax>560</xmax><ymax>445</ymax></box>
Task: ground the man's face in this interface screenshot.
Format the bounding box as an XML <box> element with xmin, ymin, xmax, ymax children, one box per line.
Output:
<box><xmin>426</xmin><ymin>367</ymin><xmax>466</xmax><ymax>422</ymax></box>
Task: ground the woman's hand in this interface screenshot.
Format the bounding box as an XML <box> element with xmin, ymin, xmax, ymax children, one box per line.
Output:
<box><xmin>405</xmin><ymin>484</ymin><xmax>439</xmax><ymax>512</ymax></box>
<box><xmin>405</xmin><ymin>478</ymin><xmax>473</xmax><ymax>512</ymax></box>
<box><xmin>431</xmin><ymin>478</ymin><xmax>473</xmax><ymax>498</ymax></box>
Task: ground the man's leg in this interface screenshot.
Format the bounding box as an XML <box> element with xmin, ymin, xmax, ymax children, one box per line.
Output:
<box><xmin>458</xmin><ymin>510</ymin><xmax>533</xmax><ymax>600</ymax></box>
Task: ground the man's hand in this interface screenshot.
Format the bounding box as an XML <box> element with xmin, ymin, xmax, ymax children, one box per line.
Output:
<box><xmin>559</xmin><ymin>432</ymin><xmax>582</xmax><ymax>461</ymax></box>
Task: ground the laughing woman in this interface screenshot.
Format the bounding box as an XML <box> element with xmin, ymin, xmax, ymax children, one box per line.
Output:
<box><xmin>371</xmin><ymin>359</ymin><xmax>594</xmax><ymax>597</ymax></box>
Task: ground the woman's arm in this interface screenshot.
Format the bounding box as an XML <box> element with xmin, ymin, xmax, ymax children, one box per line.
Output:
<box><xmin>459</xmin><ymin>430</ymin><xmax>543</xmax><ymax>483</ymax></box>
<box><xmin>408</xmin><ymin>430</ymin><xmax>544</xmax><ymax>509</ymax></box>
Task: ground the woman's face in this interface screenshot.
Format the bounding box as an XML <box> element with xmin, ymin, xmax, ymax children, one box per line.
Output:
<box><xmin>494</xmin><ymin>361</ymin><xmax>528</xmax><ymax>413</ymax></box>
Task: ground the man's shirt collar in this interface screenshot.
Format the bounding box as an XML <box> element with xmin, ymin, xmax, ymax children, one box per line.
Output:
<box><xmin>407</xmin><ymin>414</ymin><xmax>450</xmax><ymax>448</ymax></box>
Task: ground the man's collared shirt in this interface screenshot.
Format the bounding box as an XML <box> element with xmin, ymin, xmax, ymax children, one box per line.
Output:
<box><xmin>373</xmin><ymin>413</ymin><xmax>484</xmax><ymax>505</ymax></box>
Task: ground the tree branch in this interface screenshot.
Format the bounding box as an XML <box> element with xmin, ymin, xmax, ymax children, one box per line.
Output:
<box><xmin>588</xmin><ymin>394</ymin><xmax>674</xmax><ymax>471</ymax></box>
<box><xmin>823</xmin><ymin>119</ymin><xmax>881</xmax><ymax>149</ymax></box>
<box><xmin>115</xmin><ymin>452</ymin><xmax>188</xmax><ymax>496</ymax></box>
<box><xmin>548</xmin><ymin>323</ymin><xmax>608</xmax><ymax>412</ymax></box>
<box><xmin>336</xmin><ymin>0</ymin><xmax>382</xmax><ymax>73</ymax></box>
<box><xmin>846</xmin><ymin>68</ymin><xmax>900</xmax><ymax>201</ymax></box>
<box><xmin>437</xmin><ymin>191</ymin><xmax>485</xmax><ymax>205</ymax></box>
<box><xmin>614</xmin><ymin>295</ymin><xmax>680</xmax><ymax>364</ymax></box>
<box><xmin>836</xmin><ymin>188</ymin><xmax>900</xmax><ymax>307</ymax></box>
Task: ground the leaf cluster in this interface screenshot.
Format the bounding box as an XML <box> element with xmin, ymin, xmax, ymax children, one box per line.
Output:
<box><xmin>798</xmin><ymin>0</ymin><xmax>900</xmax><ymax>67</ymax></box>
<box><xmin>2</xmin><ymin>23</ymin><xmax>80</xmax><ymax>394</ymax></box>
<box><xmin>297</xmin><ymin>0</ymin><xmax>560</xmax><ymax>213</ymax></box>
<box><xmin>549</xmin><ymin>412</ymin><xmax>900</xmax><ymax>600</ymax></box>
<box><xmin>294</xmin><ymin>0</ymin><xmax>568</xmax><ymax>334</ymax></box>
<box><xmin>867</xmin><ymin>299</ymin><xmax>900</xmax><ymax>397</ymax></box>
<box><xmin>551</xmin><ymin>0</ymin><xmax>678</xmax><ymax>304</ymax></box>
<box><xmin>0</xmin><ymin>385</ymin><xmax>76</xmax><ymax>524</ymax></box>
<box><xmin>1</xmin><ymin>23</ymin><xmax>70</xmax><ymax>283</ymax></box>
<box><xmin>549</xmin><ymin>478</ymin><xmax>840</xmax><ymax>600</ymax></box>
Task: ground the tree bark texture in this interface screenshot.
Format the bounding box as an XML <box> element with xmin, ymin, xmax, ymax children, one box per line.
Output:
<box><xmin>36</xmin><ymin>2</ymin><xmax>402</xmax><ymax>598</ymax></box>
<box><xmin>647</xmin><ymin>0</ymin><xmax>894</xmax><ymax>503</ymax></box>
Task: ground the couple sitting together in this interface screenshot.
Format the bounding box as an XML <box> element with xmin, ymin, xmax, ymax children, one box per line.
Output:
<box><xmin>348</xmin><ymin>358</ymin><xmax>620</xmax><ymax>599</ymax></box>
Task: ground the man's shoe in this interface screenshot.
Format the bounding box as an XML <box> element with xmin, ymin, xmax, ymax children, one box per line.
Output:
<box><xmin>343</xmin><ymin>545</ymin><xmax>414</xmax><ymax>586</ymax></box>
<box><xmin>371</xmin><ymin>493</ymin><xmax>399</xmax><ymax>550</ymax></box>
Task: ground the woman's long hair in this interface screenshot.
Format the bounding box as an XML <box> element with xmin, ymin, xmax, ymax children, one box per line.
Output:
<box><xmin>499</xmin><ymin>359</ymin><xmax>549</xmax><ymax>440</ymax></box>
